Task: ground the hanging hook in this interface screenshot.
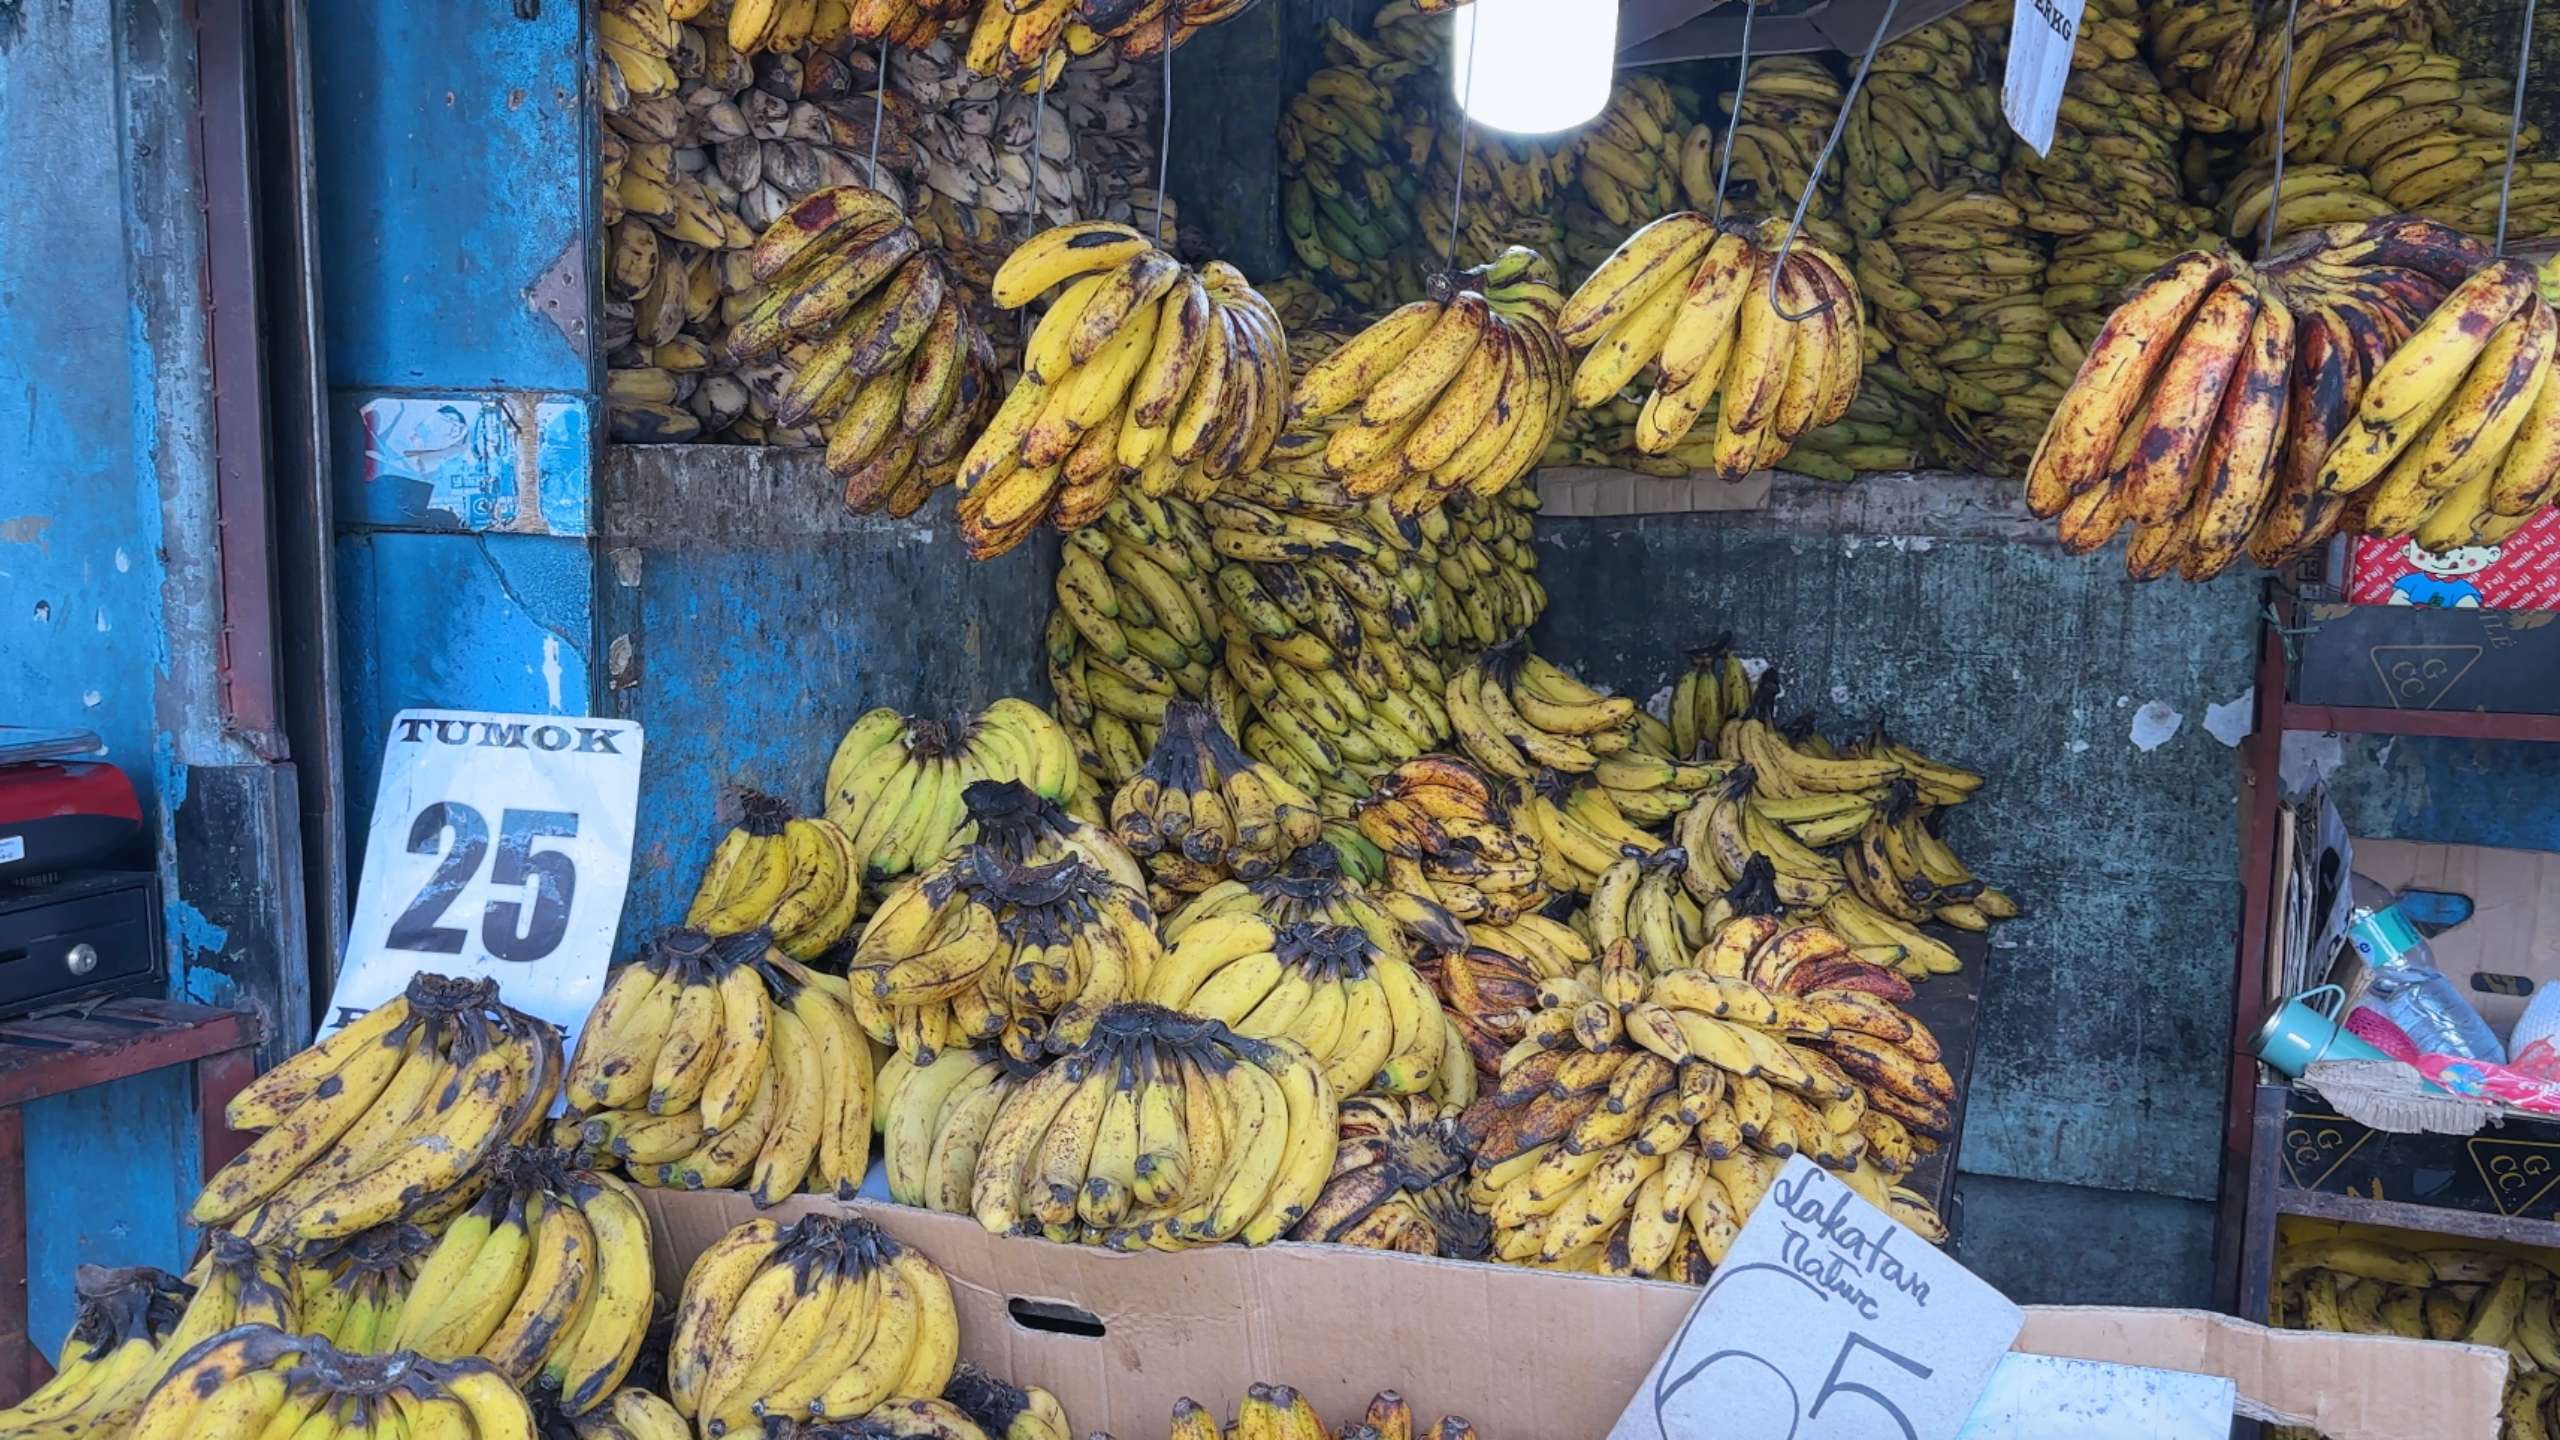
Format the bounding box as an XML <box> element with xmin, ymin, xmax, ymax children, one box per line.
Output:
<box><xmin>1711</xmin><ymin>0</ymin><xmax>1758</xmax><ymax>227</ymax></box>
<box><xmin>1765</xmin><ymin>0</ymin><xmax>1899</xmax><ymax>322</ymax></box>
<box><xmin>1023</xmin><ymin>36</ymin><xmax>1062</xmax><ymax>236</ymax></box>
<box><xmin>2258</xmin><ymin>0</ymin><xmax>2302</xmax><ymax>255</ymax></box>
<box><xmin>1445</xmin><ymin>2</ymin><xmax>1482</xmax><ymax>271</ymax></box>
<box><xmin>2497</xmin><ymin>0</ymin><xmax>2540</xmax><ymax>255</ymax></box>
<box><xmin>867</xmin><ymin>37</ymin><xmax>891</xmax><ymax>189</ymax></box>
<box><xmin>1155</xmin><ymin>8</ymin><xmax>1176</xmax><ymax>247</ymax></box>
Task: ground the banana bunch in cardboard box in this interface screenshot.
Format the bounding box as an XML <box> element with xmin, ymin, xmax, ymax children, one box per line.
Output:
<box><xmin>940</xmin><ymin>1364</ymin><xmax>1076</xmax><ymax>1440</ymax></box>
<box><xmin>821</xmin><ymin>698</ymin><xmax>1090</xmax><ymax>889</ymax></box>
<box><xmin>1289</xmin><ymin>1093</ymin><xmax>1486</xmax><ymax>1257</ymax></box>
<box><xmin>2270</xmin><ymin>1234</ymin><xmax>2560</xmax><ymax>1440</ymax></box>
<box><xmin>0</xmin><ymin>1245</ymin><xmax>279</xmax><ymax>1440</ymax></box>
<box><xmin>111</xmin><ymin>1326</ymin><xmax>536</xmax><ymax>1440</ymax></box>
<box><xmin>723</xmin><ymin>186</ymin><xmax>1002</xmax><ymax>515</ymax></box>
<box><xmin>1149</xmin><ymin>908</ymin><xmax>1447</xmax><ymax>1097</ymax></box>
<box><xmin>967</xmin><ymin>1003</ymin><xmax>1337</xmax><ymax>1249</ymax></box>
<box><xmin>1163</xmin><ymin>839</ymin><xmax>1469</xmax><ymax>989</ymax></box>
<box><xmin>1109</xmin><ymin>699</ymin><xmax>1328</xmax><ymax>897</ymax></box>
<box><xmin>565</xmin><ymin>930</ymin><xmax>876</xmax><ymax>1203</ymax></box>
<box><xmin>198</xmin><ymin>976</ymin><xmax>562</xmax><ymax>1246</ymax></box>
<box><xmin>1462</xmin><ymin>924</ymin><xmax>1949</xmax><ymax>1281</ymax></box>
<box><xmin>1558</xmin><ymin>211</ymin><xmax>1865</xmax><ymax>479</ymax></box>
<box><xmin>875</xmin><ymin>1043</ymin><xmax>1042</xmax><ymax>1210</ymax></box>
<box><xmin>1157</xmin><ymin>1387</ymin><xmax>1481</xmax><ymax>1440</ymax></box>
<box><xmin>686</xmin><ymin>791</ymin><xmax>862</xmax><ymax>959</ymax></box>
<box><xmin>669</xmin><ymin>1213</ymin><xmax>958</xmax><ymax>1436</ymax></box>
<box><xmin>1281</xmin><ymin>246</ymin><xmax>1571</xmax><ymax>518</ymax></box>
<box><xmin>956</xmin><ymin>223</ymin><xmax>1290</xmax><ymax>557</ymax></box>
<box><xmin>1356</xmin><ymin>757</ymin><xmax>1549</xmax><ymax>927</ymax></box>
<box><xmin>849</xmin><ymin>790</ymin><xmax>1157</xmax><ymax>1064</ymax></box>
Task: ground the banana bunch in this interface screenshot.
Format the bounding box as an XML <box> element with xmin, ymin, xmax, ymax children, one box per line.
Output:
<box><xmin>286</xmin><ymin>1223</ymin><xmax>430</xmax><ymax>1358</ymax></box>
<box><xmin>724</xmin><ymin>185</ymin><xmax>1004</xmax><ymax>511</ymax></box>
<box><xmin>1515</xmin><ymin>773</ymin><xmax>1688</xmax><ymax>897</ymax></box>
<box><xmin>844</xmin><ymin>0</ymin><xmax>977</xmax><ymax>49</ymax></box>
<box><xmin>116</xmin><ymin>1327</ymin><xmax>535</xmax><ymax>1440</ymax></box>
<box><xmin>1857</xmin><ymin>188</ymin><xmax>2067</xmax><ymax>473</ymax></box>
<box><xmin>1709</xmin><ymin>58</ymin><xmax>1855</xmax><ymax>258</ymax></box>
<box><xmin>1784</xmin><ymin>371</ymin><xmax>1939</xmax><ymax>480</ymax></box>
<box><xmin>2270</xmin><ymin>1235</ymin><xmax>2560</xmax><ymax>1440</ymax></box>
<box><xmin>601</xmin><ymin>0</ymin><xmax>687</xmax><ymax>102</ymax></box>
<box><xmin>1110</xmin><ymin>699</ymin><xmax>1329</xmax><ymax>895</ymax></box>
<box><xmin>723</xmin><ymin>0</ymin><xmax>858</xmax><ymax>55</ymax></box>
<box><xmin>200</xmin><ymin>975</ymin><xmax>562</xmax><ymax>1244</ymax></box>
<box><xmin>2008</xmin><ymin>6</ymin><xmax>2209</xmax><ymax>302</ymax></box>
<box><xmin>1163</xmin><ymin>1387</ymin><xmax>1480</xmax><ymax>1440</ymax></box>
<box><xmin>1559</xmin><ymin>211</ymin><xmax>1865</xmax><ymax>478</ymax></box>
<box><xmin>1462</xmin><ymin>929</ymin><xmax>1948</xmax><ymax>1280</ymax></box>
<box><xmin>565</xmin><ymin>931</ymin><xmax>875</xmax><ymax>1202</ymax></box>
<box><xmin>1418</xmin><ymin>131</ymin><xmax>1575</xmax><ymax>299</ymax></box>
<box><xmin>0</xmin><ymin>1261</ymin><xmax>206</xmax><ymax>1440</ymax></box>
<box><xmin>1163</xmin><ymin>840</ymin><xmax>1465</xmax><ymax>971</ymax></box>
<box><xmin>686</xmin><ymin>792</ymin><xmax>861</xmax><ymax>956</ymax></box>
<box><xmin>569</xmin><ymin>1390</ymin><xmax>696</xmax><ymax>1440</ymax></box>
<box><xmin>1356</xmin><ymin>757</ymin><xmax>1549</xmax><ymax>926</ymax></box>
<box><xmin>1290</xmin><ymin>1093</ymin><xmax>1487</xmax><ymax>1257</ymax></box>
<box><xmin>941</xmin><ymin>1365</ymin><xmax>1075</xmax><ymax>1440</ymax></box>
<box><xmin>967</xmin><ymin>1003</ymin><xmax>1338</xmax><ymax>1249</ymax></box>
<box><xmin>822</xmin><ymin>698</ymin><xmax>1088</xmax><ymax>885</ymax></box>
<box><xmin>1584</xmin><ymin>847</ymin><xmax>1715</xmax><ymax>975</ymax></box>
<box><xmin>1046</xmin><ymin>492</ymin><xmax>1228</xmax><ymax>786</ymax></box>
<box><xmin>957</xmin><ymin>224</ymin><xmax>1290</xmax><ymax>557</ymax></box>
<box><xmin>1281</xmin><ymin>246</ymin><xmax>1572</xmax><ymax>518</ymax></box>
<box><xmin>669</xmin><ymin>1212</ymin><xmax>959</xmax><ymax>1435</ymax></box>
<box><xmin>850</xmin><ymin>829</ymin><xmax>1161</xmax><ymax>1064</ymax></box>
<box><xmin>1413</xmin><ymin>941</ymin><xmax>1546</xmax><ymax>1084</ymax></box>
<box><xmin>1566</xmin><ymin>76</ymin><xmax>1693</xmax><ymax>261</ymax></box>
<box><xmin>1440</xmin><ymin>646</ymin><xmax>1631</xmax><ymax>778</ymax></box>
<box><xmin>1276</xmin><ymin>13</ymin><xmax>1449</xmax><ymax>309</ymax></box>
<box><xmin>1148</xmin><ymin>912</ymin><xmax>1448</xmax><ymax>1096</ymax></box>
<box><xmin>1839</xmin><ymin>15</ymin><xmax>2004</xmax><ymax>234</ymax></box>
<box><xmin>369</xmin><ymin>1147</ymin><xmax>656</xmax><ymax>1412</ymax></box>
<box><xmin>877</xmin><ymin>1045</ymin><xmax>1041</xmax><ymax>1210</ymax></box>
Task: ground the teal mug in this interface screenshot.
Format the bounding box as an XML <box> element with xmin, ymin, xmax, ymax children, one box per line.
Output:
<box><xmin>2253</xmin><ymin>985</ymin><xmax>2396</xmax><ymax>1077</ymax></box>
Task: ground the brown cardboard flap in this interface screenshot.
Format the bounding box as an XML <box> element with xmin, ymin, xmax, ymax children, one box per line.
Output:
<box><xmin>2347</xmin><ymin>839</ymin><xmax>2560</xmax><ymax>1034</ymax></box>
<box><xmin>1534</xmin><ymin>468</ymin><xmax>1772</xmax><ymax>517</ymax></box>
<box><xmin>2016</xmin><ymin>1306</ymin><xmax>2508</xmax><ymax>1440</ymax></box>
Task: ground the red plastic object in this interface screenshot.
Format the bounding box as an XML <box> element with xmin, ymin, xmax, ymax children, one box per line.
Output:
<box><xmin>0</xmin><ymin>762</ymin><xmax>142</xmax><ymax>879</ymax></box>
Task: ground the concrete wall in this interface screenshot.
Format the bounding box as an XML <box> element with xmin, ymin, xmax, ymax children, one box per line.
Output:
<box><xmin>1529</xmin><ymin>474</ymin><xmax>2262</xmax><ymax>1305</ymax></box>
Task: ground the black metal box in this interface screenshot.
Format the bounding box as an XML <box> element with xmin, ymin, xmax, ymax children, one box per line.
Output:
<box><xmin>0</xmin><ymin>870</ymin><xmax>165</xmax><ymax>1017</ymax></box>
<box><xmin>2280</xmin><ymin>1088</ymin><xmax>2560</xmax><ymax>1221</ymax></box>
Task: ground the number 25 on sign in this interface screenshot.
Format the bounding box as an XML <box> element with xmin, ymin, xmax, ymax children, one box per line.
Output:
<box><xmin>1608</xmin><ymin>1157</ymin><xmax>2022</xmax><ymax>1440</ymax></box>
<box><xmin>329</xmin><ymin>709</ymin><xmax>646</xmax><ymax>1053</ymax></box>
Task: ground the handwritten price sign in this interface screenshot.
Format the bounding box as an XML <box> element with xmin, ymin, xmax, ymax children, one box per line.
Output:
<box><xmin>1607</xmin><ymin>1157</ymin><xmax>2021</xmax><ymax>1440</ymax></box>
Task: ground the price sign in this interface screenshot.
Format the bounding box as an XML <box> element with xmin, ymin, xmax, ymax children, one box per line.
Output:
<box><xmin>2003</xmin><ymin>0</ymin><xmax>2086</xmax><ymax>155</ymax></box>
<box><xmin>1607</xmin><ymin>1157</ymin><xmax>2021</xmax><ymax>1440</ymax></box>
<box><xmin>329</xmin><ymin>709</ymin><xmax>645</xmax><ymax>1051</ymax></box>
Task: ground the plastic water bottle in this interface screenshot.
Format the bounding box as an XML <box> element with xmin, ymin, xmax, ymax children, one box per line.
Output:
<box><xmin>2345</xmin><ymin>872</ymin><xmax>2507</xmax><ymax>1064</ymax></box>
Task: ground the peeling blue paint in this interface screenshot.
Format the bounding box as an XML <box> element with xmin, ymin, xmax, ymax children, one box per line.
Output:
<box><xmin>167</xmin><ymin>899</ymin><xmax>232</xmax><ymax>970</ymax></box>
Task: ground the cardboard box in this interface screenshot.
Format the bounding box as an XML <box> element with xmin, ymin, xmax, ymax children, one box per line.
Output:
<box><xmin>2350</xmin><ymin>839</ymin><xmax>2560</xmax><ymax>1037</ymax></box>
<box><xmin>637</xmin><ymin>1191</ymin><xmax>2507</xmax><ymax>1440</ymax></box>
<box><xmin>2346</xmin><ymin>512</ymin><xmax>2560</xmax><ymax>611</ymax></box>
<box><xmin>2294</xmin><ymin>601</ymin><xmax>2560</xmax><ymax>717</ymax></box>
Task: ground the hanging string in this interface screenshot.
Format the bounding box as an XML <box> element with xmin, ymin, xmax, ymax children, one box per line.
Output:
<box><xmin>2497</xmin><ymin>0</ymin><xmax>2541</xmax><ymax>254</ymax></box>
<box><xmin>868</xmin><ymin>38</ymin><xmax>890</xmax><ymax>187</ymax></box>
<box><xmin>1025</xmin><ymin>39</ymin><xmax>1061</xmax><ymax>236</ymax></box>
<box><xmin>1767</xmin><ymin>0</ymin><xmax>1900</xmax><ymax>321</ymax></box>
<box><xmin>2258</xmin><ymin>0</ymin><xmax>2302</xmax><ymax>255</ymax></box>
<box><xmin>1445</xmin><ymin>2</ymin><xmax>1481</xmax><ymax>270</ymax></box>
<box><xmin>1155</xmin><ymin>9</ymin><xmax>1175</xmax><ymax>246</ymax></box>
<box><xmin>1711</xmin><ymin>0</ymin><xmax>1759</xmax><ymax>226</ymax></box>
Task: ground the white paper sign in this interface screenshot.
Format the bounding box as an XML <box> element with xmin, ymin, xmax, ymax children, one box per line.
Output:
<box><xmin>1955</xmin><ymin>1354</ymin><xmax>2234</xmax><ymax>1439</ymax></box>
<box><xmin>2003</xmin><ymin>0</ymin><xmax>2086</xmax><ymax>156</ymax></box>
<box><xmin>329</xmin><ymin>709</ymin><xmax>644</xmax><ymax>1051</ymax></box>
<box><xmin>1608</xmin><ymin>1157</ymin><xmax>2023</xmax><ymax>1440</ymax></box>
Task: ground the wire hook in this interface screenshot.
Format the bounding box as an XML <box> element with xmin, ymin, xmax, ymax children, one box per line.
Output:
<box><xmin>2259</xmin><ymin>0</ymin><xmax>2302</xmax><ymax>255</ymax></box>
<box><xmin>1445</xmin><ymin>2</ymin><xmax>1481</xmax><ymax>271</ymax></box>
<box><xmin>1155</xmin><ymin>8</ymin><xmax>1175</xmax><ymax>247</ymax></box>
<box><xmin>867</xmin><ymin>37</ymin><xmax>890</xmax><ymax>188</ymax></box>
<box><xmin>1710</xmin><ymin>0</ymin><xmax>1758</xmax><ymax>227</ymax></box>
<box><xmin>2497</xmin><ymin>0</ymin><xmax>2540</xmax><ymax>255</ymax></box>
<box><xmin>1766</xmin><ymin>0</ymin><xmax>1900</xmax><ymax>322</ymax></box>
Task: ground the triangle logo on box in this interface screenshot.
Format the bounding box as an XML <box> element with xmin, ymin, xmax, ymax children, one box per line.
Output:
<box><xmin>2279</xmin><ymin>1110</ymin><xmax>2373</xmax><ymax>1192</ymax></box>
<box><xmin>2465</xmin><ymin>1136</ymin><xmax>2560</xmax><ymax>1218</ymax></box>
<box><xmin>2363</xmin><ymin>645</ymin><xmax>2481</xmax><ymax>711</ymax></box>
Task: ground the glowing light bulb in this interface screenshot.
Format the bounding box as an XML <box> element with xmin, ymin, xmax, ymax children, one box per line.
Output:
<box><xmin>1449</xmin><ymin>0</ymin><xmax>1617</xmax><ymax>135</ymax></box>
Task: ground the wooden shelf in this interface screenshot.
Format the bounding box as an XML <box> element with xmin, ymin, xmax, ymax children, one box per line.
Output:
<box><xmin>1896</xmin><ymin>927</ymin><xmax>1986</xmax><ymax>1227</ymax></box>
<box><xmin>2278</xmin><ymin>702</ymin><xmax>2560</xmax><ymax>745</ymax></box>
<box><xmin>2269</xmin><ymin>1186</ymin><xmax>2560</xmax><ymax>1251</ymax></box>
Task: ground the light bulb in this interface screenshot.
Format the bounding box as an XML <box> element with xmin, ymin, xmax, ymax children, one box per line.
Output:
<box><xmin>1449</xmin><ymin>0</ymin><xmax>1617</xmax><ymax>136</ymax></box>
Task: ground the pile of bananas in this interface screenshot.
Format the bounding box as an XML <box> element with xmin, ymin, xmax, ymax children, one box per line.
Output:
<box><xmin>1163</xmin><ymin>840</ymin><xmax>1464</xmax><ymax>967</ymax></box>
<box><xmin>1462</xmin><ymin>925</ymin><xmax>1949</xmax><ymax>1279</ymax></box>
<box><xmin>1148</xmin><ymin>911</ymin><xmax>1448</xmax><ymax>1096</ymax></box>
<box><xmin>957</xmin><ymin>223</ymin><xmax>1289</xmax><ymax>556</ymax></box>
<box><xmin>2269</xmin><ymin>1234</ymin><xmax>2560</xmax><ymax>1440</ymax></box>
<box><xmin>685</xmin><ymin>792</ymin><xmax>860</xmax><ymax>957</ymax></box>
<box><xmin>1558</xmin><ymin>212</ymin><xmax>1864</xmax><ymax>479</ymax></box>
<box><xmin>821</xmin><ymin>698</ymin><xmax>1090</xmax><ymax>887</ymax></box>
<box><xmin>327</xmin><ymin>1148</ymin><xmax>655</xmax><ymax>1411</ymax></box>
<box><xmin>1047</xmin><ymin>494</ymin><xmax>1228</xmax><ymax>782</ymax></box>
<box><xmin>1281</xmin><ymin>247</ymin><xmax>1571</xmax><ymax>517</ymax></box>
<box><xmin>941</xmin><ymin>1365</ymin><xmax>1076</xmax><ymax>1440</ymax></box>
<box><xmin>1161</xmin><ymin>1387</ymin><xmax>1479</xmax><ymax>1440</ymax></box>
<box><xmin>198</xmin><ymin>975</ymin><xmax>562</xmax><ymax>1245</ymax></box>
<box><xmin>1357</xmin><ymin>757</ymin><xmax>1548</xmax><ymax>926</ymax></box>
<box><xmin>564</xmin><ymin>931</ymin><xmax>876</xmax><ymax>1202</ymax></box>
<box><xmin>1109</xmin><ymin>699</ymin><xmax>1328</xmax><ymax>894</ymax></box>
<box><xmin>117</xmin><ymin>1327</ymin><xmax>534</xmax><ymax>1440</ymax></box>
<box><xmin>567</xmin><ymin>1389</ymin><xmax>696</xmax><ymax>1440</ymax></box>
<box><xmin>850</xmin><ymin>811</ymin><xmax>1159</xmax><ymax>1063</ymax></box>
<box><xmin>877</xmin><ymin>1044</ymin><xmax>1042</xmax><ymax>1209</ymax></box>
<box><xmin>1711</xmin><ymin>57</ymin><xmax>1854</xmax><ymax>258</ymax></box>
<box><xmin>1785</xmin><ymin>371</ymin><xmax>1938</xmax><ymax>482</ymax></box>
<box><xmin>1414</xmin><ymin>941</ymin><xmax>1547</xmax><ymax>1084</ymax></box>
<box><xmin>1278</xmin><ymin>14</ymin><xmax>1445</xmax><ymax>309</ymax></box>
<box><xmin>845</xmin><ymin>0</ymin><xmax>978</xmax><ymax>51</ymax></box>
<box><xmin>1565</xmin><ymin>77</ymin><xmax>1693</xmax><ymax>263</ymax></box>
<box><xmin>1444</xmin><ymin>646</ymin><xmax>1724</xmax><ymax>853</ymax></box>
<box><xmin>1291</xmin><ymin>1093</ymin><xmax>1485</xmax><ymax>1257</ymax></box>
<box><xmin>0</xmin><ymin>1249</ymin><xmax>271</xmax><ymax>1439</ymax></box>
<box><xmin>669</xmin><ymin>1212</ymin><xmax>958</xmax><ymax>1435</ymax></box>
<box><xmin>967</xmin><ymin>1003</ymin><xmax>1336</xmax><ymax>1249</ymax></box>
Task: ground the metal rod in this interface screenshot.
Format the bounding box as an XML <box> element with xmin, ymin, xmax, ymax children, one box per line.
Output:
<box><xmin>1447</xmin><ymin>2</ymin><xmax>1480</xmax><ymax>270</ymax></box>
<box><xmin>1155</xmin><ymin>8</ymin><xmax>1175</xmax><ymax>246</ymax></box>
<box><xmin>1768</xmin><ymin>0</ymin><xmax>1899</xmax><ymax>321</ymax></box>
<box><xmin>868</xmin><ymin>38</ymin><xmax>889</xmax><ymax>187</ymax></box>
<box><xmin>2498</xmin><ymin>0</ymin><xmax>2540</xmax><ymax>255</ymax></box>
<box><xmin>1712</xmin><ymin>0</ymin><xmax>1757</xmax><ymax>226</ymax></box>
<box><xmin>2259</xmin><ymin>0</ymin><xmax>2301</xmax><ymax>256</ymax></box>
<box><xmin>1027</xmin><ymin>38</ymin><xmax>1059</xmax><ymax>233</ymax></box>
